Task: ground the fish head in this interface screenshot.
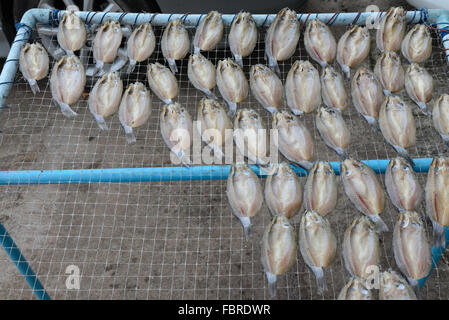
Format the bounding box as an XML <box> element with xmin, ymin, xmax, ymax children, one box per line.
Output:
<box><xmin>322</xmin><ymin>65</ymin><xmax>338</xmax><ymax>81</ymax></box>
<box><xmin>277</xmin><ymin>7</ymin><xmax>298</xmax><ymax>24</ymax></box>
<box><xmin>302</xmin><ymin>210</ymin><xmax>325</xmax><ymax>230</ymax></box>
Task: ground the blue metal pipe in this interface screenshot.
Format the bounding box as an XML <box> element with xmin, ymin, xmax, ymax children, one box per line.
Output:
<box><xmin>0</xmin><ymin>222</ymin><xmax>50</xmax><ymax>300</ymax></box>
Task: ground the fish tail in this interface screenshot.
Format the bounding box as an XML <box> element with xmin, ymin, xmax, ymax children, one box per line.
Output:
<box><xmin>370</xmin><ymin>214</ymin><xmax>389</xmax><ymax>233</ymax></box>
<box><xmin>127</xmin><ymin>60</ymin><xmax>136</xmax><ymax>73</ymax></box>
<box><xmin>95</xmin><ymin>60</ymin><xmax>104</xmax><ymax>75</ymax></box>
<box><xmin>204</xmin><ymin>90</ymin><xmax>217</xmax><ymax>100</ymax></box>
<box><xmin>227</xmin><ymin>101</ymin><xmax>237</xmax><ymax>118</ymax></box>
<box><xmin>336</xmin><ymin>148</ymin><xmax>348</xmax><ymax>161</ymax></box>
<box><xmin>56</xmin><ymin>100</ymin><xmax>77</xmax><ymax>118</ymax></box>
<box><xmin>123</xmin><ymin>125</ymin><xmax>136</xmax><ymax>144</ymax></box>
<box><xmin>311</xmin><ymin>266</ymin><xmax>328</xmax><ymax>294</ymax></box>
<box><xmin>394</xmin><ymin>146</ymin><xmax>415</xmax><ymax>167</ymax></box>
<box><xmin>417</xmin><ymin>101</ymin><xmax>431</xmax><ymax>116</ymax></box>
<box><xmin>290</xmin><ymin>108</ymin><xmax>304</xmax><ymax>117</ymax></box>
<box><xmin>341</xmin><ymin>64</ymin><xmax>350</xmax><ymax>78</ymax></box>
<box><xmin>266</xmin><ymin>272</ymin><xmax>277</xmax><ymax>298</ymax></box>
<box><xmin>28</xmin><ymin>79</ymin><xmax>40</xmax><ymax>95</ymax></box>
<box><xmin>92</xmin><ymin>113</ymin><xmax>108</xmax><ymax>131</ymax></box>
<box><xmin>167</xmin><ymin>58</ymin><xmax>178</xmax><ymax>74</ymax></box>
<box><xmin>265</xmin><ymin>107</ymin><xmax>278</xmax><ymax>115</ymax></box>
<box><xmin>267</xmin><ymin>55</ymin><xmax>280</xmax><ymax>76</ymax></box>
<box><xmin>240</xmin><ymin>216</ymin><xmax>252</xmax><ymax>240</ymax></box>
<box><xmin>234</xmin><ymin>54</ymin><xmax>243</xmax><ymax>68</ymax></box>
<box><xmin>432</xmin><ymin>222</ymin><xmax>446</xmax><ymax>249</ymax></box>
<box><xmin>365</xmin><ymin>116</ymin><xmax>380</xmax><ymax>132</ymax></box>
<box><xmin>383</xmin><ymin>89</ymin><xmax>392</xmax><ymax>96</ymax></box>
<box><xmin>194</xmin><ymin>46</ymin><xmax>200</xmax><ymax>54</ymax></box>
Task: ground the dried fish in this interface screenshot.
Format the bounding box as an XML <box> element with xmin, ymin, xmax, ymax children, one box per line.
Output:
<box><xmin>50</xmin><ymin>55</ymin><xmax>86</xmax><ymax>118</ymax></box>
<box><xmin>385</xmin><ymin>157</ymin><xmax>422</xmax><ymax>212</ymax></box>
<box><xmin>321</xmin><ymin>66</ymin><xmax>348</xmax><ymax>112</ymax></box>
<box><xmin>118</xmin><ymin>82</ymin><xmax>152</xmax><ymax>144</ymax></box>
<box><xmin>188</xmin><ymin>53</ymin><xmax>216</xmax><ymax>99</ymax></box>
<box><xmin>342</xmin><ymin>216</ymin><xmax>381</xmax><ymax>278</ymax></box>
<box><xmin>374</xmin><ymin>51</ymin><xmax>405</xmax><ymax>96</ymax></box>
<box><xmin>234</xmin><ymin>108</ymin><xmax>269</xmax><ymax>165</ymax></box>
<box><xmin>265</xmin><ymin>7</ymin><xmax>300</xmax><ymax>74</ymax></box>
<box><xmin>401</xmin><ymin>24</ymin><xmax>432</xmax><ymax>64</ymax></box>
<box><xmin>285</xmin><ymin>60</ymin><xmax>321</xmax><ymax>115</ymax></box>
<box><xmin>338</xmin><ymin>277</ymin><xmax>373</xmax><ymax>300</ymax></box>
<box><xmin>425</xmin><ymin>157</ymin><xmax>449</xmax><ymax>248</ymax></box>
<box><xmin>93</xmin><ymin>21</ymin><xmax>123</xmax><ymax>73</ymax></box>
<box><xmin>197</xmin><ymin>98</ymin><xmax>232</xmax><ymax>157</ymax></box>
<box><xmin>57</xmin><ymin>10</ymin><xmax>87</xmax><ymax>55</ymax></box>
<box><xmin>265</xmin><ymin>162</ymin><xmax>303</xmax><ymax>219</ymax></box>
<box><xmin>304</xmin><ymin>18</ymin><xmax>337</xmax><ymax>68</ymax></box>
<box><xmin>229</xmin><ymin>11</ymin><xmax>258</xmax><ymax>67</ymax></box>
<box><xmin>261</xmin><ymin>215</ymin><xmax>297</xmax><ymax>298</ymax></box>
<box><xmin>393</xmin><ymin>211</ymin><xmax>432</xmax><ymax>289</ymax></box>
<box><xmin>216</xmin><ymin>58</ymin><xmax>249</xmax><ymax>116</ymax></box>
<box><xmin>433</xmin><ymin>94</ymin><xmax>449</xmax><ymax>142</ymax></box>
<box><xmin>405</xmin><ymin>63</ymin><xmax>434</xmax><ymax>115</ymax></box>
<box><xmin>160</xmin><ymin>102</ymin><xmax>193</xmax><ymax>166</ymax></box>
<box><xmin>250</xmin><ymin>64</ymin><xmax>284</xmax><ymax>114</ymax></box>
<box><xmin>379</xmin><ymin>95</ymin><xmax>416</xmax><ymax>166</ymax></box>
<box><xmin>341</xmin><ymin>159</ymin><xmax>388</xmax><ymax>232</ymax></box>
<box><xmin>161</xmin><ymin>19</ymin><xmax>190</xmax><ymax>74</ymax></box>
<box><xmin>315</xmin><ymin>106</ymin><xmax>350</xmax><ymax>159</ymax></box>
<box><xmin>227</xmin><ymin>162</ymin><xmax>263</xmax><ymax>239</ymax></box>
<box><xmin>299</xmin><ymin>210</ymin><xmax>337</xmax><ymax>293</ymax></box>
<box><xmin>88</xmin><ymin>72</ymin><xmax>123</xmax><ymax>130</ymax></box>
<box><xmin>304</xmin><ymin>161</ymin><xmax>337</xmax><ymax>217</ymax></box>
<box><xmin>19</xmin><ymin>42</ymin><xmax>49</xmax><ymax>94</ymax></box>
<box><xmin>351</xmin><ymin>67</ymin><xmax>384</xmax><ymax>131</ymax></box>
<box><xmin>193</xmin><ymin>11</ymin><xmax>224</xmax><ymax>53</ymax></box>
<box><xmin>272</xmin><ymin>111</ymin><xmax>315</xmax><ymax>170</ymax></box>
<box><xmin>379</xmin><ymin>270</ymin><xmax>417</xmax><ymax>300</ymax></box>
<box><xmin>147</xmin><ymin>62</ymin><xmax>179</xmax><ymax>104</ymax></box>
<box><xmin>127</xmin><ymin>23</ymin><xmax>156</xmax><ymax>73</ymax></box>
<box><xmin>337</xmin><ymin>26</ymin><xmax>370</xmax><ymax>78</ymax></box>
<box><xmin>376</xmin><ymin>7</ymin><xmax>406</xmax><ymax>52</ymax></box>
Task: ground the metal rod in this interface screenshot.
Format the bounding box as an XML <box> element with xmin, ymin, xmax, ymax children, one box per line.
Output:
<box><xmin>0</xmin><ymin>223</ymin><xmax>51</xmax><ymax>300</ymax></box>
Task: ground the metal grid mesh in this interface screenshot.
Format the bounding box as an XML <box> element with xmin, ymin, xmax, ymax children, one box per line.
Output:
<box><xmin>0</xmin><ymin>20</ymin><xmax>448</xmax><ymax>299</ymax></box>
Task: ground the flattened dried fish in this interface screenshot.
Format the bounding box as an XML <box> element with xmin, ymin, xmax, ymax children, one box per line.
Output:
<box><xmin>118</xmin><ymin>82</ymin><xmax>152</xmax><ymax>143</ymax></box>
<box><xmin>315</xmin><ymin>106</ymin><xmax>350</xmax><ymax>159</ymax></box>
<box><xmin>265</xmin><ymin>162</ymin><xmax>303</xmax><ymax>219</ymax></box>
<box><xmin>433</xmin><ymin>94</ymin><xmax>449</xmax><ymax>142</ymax></box>
<box><xmin>20</xmin><ymin>42</ymin><xmax>49</xmax><ymax>94</ymax></box>
<box><xmin>299</xmin><ymin>210</ymin><xmax>337</xmax><ymax>293</ymax></box>
<box><xmin>261</xmin><ymin>215</ymin><xmax>297</xmax><ymax>298</ymax></box>
<box><xmin>338</xmin><ymin>277</ymin><xmax>373</xmax><ymax>300</ymax></box>
<box><xmin>374</xmin><ymin>51</ymin><xmax>405</xmax><ymax>96</ymax></box>
<box><xmin>304</xmin><ymin>18</ymin><xmax>337</xmax><ymax>68</ymax></box>
<box><xmin>285</xmin><ymin>60</ymin><xmax>321</xmax><ymax>115</ymax></box>
<box><xmin>250</xmin><ymin>64</ymin><xmax>284</xmax><ymax>114</ymax></box>
<box><xmin>405</xmin><ymin>63</ymin><xmax>434</xmax><ymax>115</ymax></box>
<box><xmin>376</xmin><ymin>7</ymin><xmax>406</xmax><ymax>52</ymax></box>
<box><xmin>147</xmin><ymin>62</ymin><xmax>179</xmax><ymax>104</ymax></box>
<box><xmin>227</xmin><ymin>162</ymin><xmax>263</xmax><ymax>239</ymax></box>
<box><xmin>193</xmin><ymin>11</ymin><xmax>224</xmax><ymax>53</ymax></box>
<box><xmin>379</xmin><ymin>270</ymin><xmax>417</xmax><ymax>300</ymax></box>
<box><xmin>57</xmin><ymin>10</ymin><xmax>87</xmax><ymax>55</ymax></box>
<box><xmin>93</xmin><ymin>21</ymin><xmax>123</xmax><ymax>73</ymax></box>
<box><xmin>304</xmin><ymin>161</ymin><xmax>337</xmax><ymax>216</ymax></box>
<box><xmin>188</xmin><ymin>53</ymin><xmax>216</xmax><ymax>99</ymax></box>
<box><xmin>229</xmin><ymin>11</ymin><xmax>258</xmax><ymax>67</ymax></box>
<box><xmin>337</xmin><ymin>26</ymin><xmax>370</xmax><ymax>78</ymax></box>
<box><xmin>321</xmin><ymin>66</ymin><xmax>348</xmax><ymax>112</ymax></box>
<box><xmin>341</xmin><ymin>159</ymin><xmax>388</xmax><ymax>232</ymax></box>
<box><xmin>161</xmin><ymin>19</ymin><xmax>190</xmax><ymax>74</ymax></box>
<box><xmin>127</xmin><ymin>23</ymin><xmax>156</xmax><ymax>73</ymax></box>
<box><xmin>401</xmin><ymin>24</ymin><xmax>432</xmax><ymax>64</ymax></box>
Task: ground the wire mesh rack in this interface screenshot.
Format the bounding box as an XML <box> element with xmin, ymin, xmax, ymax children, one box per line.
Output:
<box><xmin>0</xmin><ymin>8</ymin><xmax>449</xmax><ymax>300</ymax></box>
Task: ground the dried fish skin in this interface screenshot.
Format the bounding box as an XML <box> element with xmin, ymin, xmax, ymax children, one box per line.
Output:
<box><xmin>320</xmin><ymin>66</ymin><xmax>348</xmax><ymax>112</ymax></box>
<box><xmin>118</xmin><ymin>82</ymin><xmax>152</xmax><ymax>144</ymax></box>
<box><xmin>285</xmin><ymin>60</ymin><xmax>321</xmax><ymax>115</ymax></box>
<box><xmin>93</xmin><ymin>21</ymin><xmax>123</xmax><ymax>70</ymax></box>
<box><xmin>379</xmin><ymin>95</ymin><xmax>416</xmax><ymax>165</ymax></box>
<box><xmin>379</xmin><ymin>270</ymin><xmax>417</xmax><ymax>300</ymax></box>
<box><xmin>229</xmin><ymin>11</ymin><xmax>258</xmax><ymax>67</ymax></box>
<box><xmin>227</xmin><ymin>162</ymin><xmax>263</xmax><ymax>239</ymax></box>
<box><xmin>315</xmin><ymin>106</ymin><xmax>350</xmax><ymax>159</ymax></box>
<box><xmin>265</xmin><ymin>7</ymin><xmax>300</xmax><ymax>74</ymax></box>
<box><xmin>147</xmin><ymin>62</ymin><xmax>179</xmax><ymax>104</ymax></box>
<box><xmin>127</xmin><ymin>23</ymin><xmax>156</xmax><ymax>73</ymax></box>
<box><xmin>197</xmin><ymin>98</ymin><xmax>232</xmax><ymax>157</ymax></box>
<box><xmin>161</xmin><ymin>19</ymin><xmax>190</xmax><ymax>74</ymax></box>
<box><xmin>376</xmin><ymin>7</ymin><xmax>406</xmax><ymax>53</ymax></box>
<box><xmin>304</xmin><ymin>161</ymin><xmax>337</xmax><ymax>217</ymax></box>
<box><xmin>401</xmin><ymin>24</ymin><xmax>432</xmax><ymax>64</ymax></box>
<box><xmin>193</xmin><ymin>11</ymin><xmax>224</xmax><ymax>53</ymax></box>
<box><xmin>374</xmin><ymin>51</ymin><xmax>405</xmax><ymax>96</ymax></box>
<box><xmin>272</xmin><ymin>111</ymin><xmax>315</xmax><ymax>170</ymax></box>
<box><xmin>50</xmin><ymin>55</ymin><xmax>86</xmax><ymax>118</ymax></box>
<box><xmin>393</xmin><ymin>211</ymin><xmax>432</xmax><ymax>288</ymax></box>
<box><xmin>188</xmin><ymin>53</ymin><xmax>216</xmax><ymax>98</ymax></box>
<box><xmin>342</xmin><ymin>216</ymin><xmax>381</xmax><ymax>279</ymax></box>
<box><xmin>405</xmin><ymin>63</ymin><xmax>434</xmax><ymax>115</ymax></box>
<box><xmin>160</xmin><ymin>102</ymin><xmax>193</xmax><ymax>166</ymax></box>
<box><xmin>337</xmin><ymin>26</ymin><xmax>370</xmax><ymax>77</ymax></box>
<box><xmin>250</xmin><ymin>64</ymin><xmax>284</xmax><ymax>114</ymax></box>
<box><xmin>425</xmin><ymin>157</ymin><xmax>449</xmax><ymax>248</ymax></box>
<box><xmin>304</xmin><ymin>18</ymin><xmax>337</xmax><ymax>68</ymax></box>
<box><xmin>19</xmin><ymin>42</ymin><xmax>49</xmax><ymax>94</ymax></box>
<box><xmin>341</xmin><ymin>159</ymin><xmax>388</xmax><ymax>232</ymax></box>
<box><xmin>338</xmin><ymin>277</ymin><xmax>373</xmax><ymax>300</ymax></box>
<box><xmin>385</xmin><ymin>157</ymin><xmax>422</xmax><ymax>212</ymax></box>
<box><xmin>264</xmin><ymin>162</ymin><xmax>303</xmax><ymax>219</ymax></box>
<box><xmin>261</xmin><ymin>215</ymin><xmax>297</xmax><ymax>298</ymax></box>
<box><xmin>57</xmin><ymin>11</ymin><xmax>87</xmax><ymax>54</ymax></box>
<box><xmin>234</xmin><ymin>108</ymin><xmax>269</xmax><ymax>165</ymax></box>
<box><xmin>299</xmin><ymin>210</ymin><xmax>337</xmax><ymax>293</ymax></box>
<box><xmin>88</xmin><ymin>72</ymin><xmax>123</xmax><ymax>130</ymax></box>
<box><xmin>351</xmin><ymin>67</ymin><xmax>384</xmax><ymax>130</ymax></box>
<box><xmin>216</xmin><ymin>58</ymin><xmax>249</xmax><ymax>116</ymax></box>
<box><xmin>433</xmin><ymin>94</ymin><xmax>449</xmax><ymax>142</ymax></box>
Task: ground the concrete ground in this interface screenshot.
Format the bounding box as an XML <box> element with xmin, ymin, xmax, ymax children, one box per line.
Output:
<box><xmin>0</xmin><ymin>0</ymin><xmax>448</xmax><ymax>300</ymax></box>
